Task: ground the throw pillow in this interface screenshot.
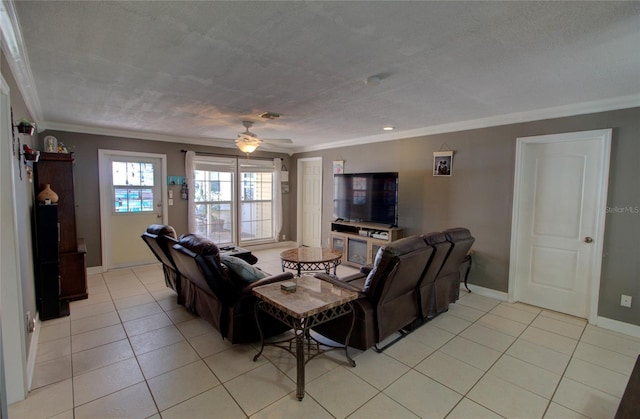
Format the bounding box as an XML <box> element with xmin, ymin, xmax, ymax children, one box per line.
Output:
<box><xmin>220</xmin><ymin>254</ymin><xmax>268</xmax><ymax>284</ymax></box>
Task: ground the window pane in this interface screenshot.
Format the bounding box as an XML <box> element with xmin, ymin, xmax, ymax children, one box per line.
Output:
<box><xmin>128</xmin><ymin>189</ymin><xmax>142</xmax><ymax>211</ymax></box>
<box><xmin>112</xmin><ymin>162</ymin><xmax>128</xmax><ymax>186</ymax></box>
<box><xmin>194</xmin><ymin>170</ymin><xmax>234</xmax><ymax>203</ymax></box>
<box><xmin>140</xmin><ymin>189</ymin><xmax>154</xmax><ymax>210</ymax></box>
<box><xmin>193</xmin><ymin>159</ymin><xmax>235</xmax><ymax>244</ymax></box>
<box><xmin>240</xmin><ymin>201</ymin><xmax>272</xmax><ymax>240</ymax></box>
<box><xmin>114</xmin><ymin>188</ymin><xmax>129</xmax><ymax>212</ymax></box>
<box><xmin>254</xmin><ymin>172</ymin><xmax>273</xmax><ymax>200</ymax></box>
<box><xmin>140</xmin><ymin>163</ymin><xmax>154</xmax><ymax>186</ymax></box>
<box><xmin>112</xmin><ymin>161</ymin><xmax>154</xmax><ymax>186</ymax></box>
<box><xmin>194</xmin><ymin>202</ymin><xmax>233</xmax><ymax>244</ymax></box>
<box><xmin>113</xmin><ymin>187</ymin><xmax>153</xmax><ymax>213</ymax></box>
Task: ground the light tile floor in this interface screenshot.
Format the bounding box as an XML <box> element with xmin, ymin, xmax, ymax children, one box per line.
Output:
<box><xmin>9</xmin><ymin>246</ymin><xmax>640</xmax><ymax>419</ymax></box>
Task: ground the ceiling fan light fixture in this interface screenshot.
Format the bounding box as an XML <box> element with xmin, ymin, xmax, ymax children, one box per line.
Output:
<box><xmin>236</xmin><ymin>141</ymin><xmax>259</xmax><ymax>153</ymax></box>
<box><xmin>236</xmin><ymin>133</ymin><xmax>262</xmax><ymax>153</ymax></box>
<box><xmin>235</xmin><ymin>120</ymin><xmax>263</xmax><ymax>153</ymax></box>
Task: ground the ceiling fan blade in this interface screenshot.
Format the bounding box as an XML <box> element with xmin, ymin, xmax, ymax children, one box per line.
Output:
<box><xmin>263</xmin><ymin>138</ymin><xmax>293</xmax><ymax>144</ymax></box>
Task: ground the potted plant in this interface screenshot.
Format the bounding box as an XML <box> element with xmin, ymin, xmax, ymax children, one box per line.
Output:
<box><xmin>16</xmin><ymin>119</ymin><xmax>35</xmax><ymax>135</ymax></box>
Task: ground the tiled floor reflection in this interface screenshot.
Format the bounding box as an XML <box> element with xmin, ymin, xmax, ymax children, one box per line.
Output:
<box><xmin>9</xmin><ymin>246</ymin><xmax>640</xmax><ymax>418</ymax></box>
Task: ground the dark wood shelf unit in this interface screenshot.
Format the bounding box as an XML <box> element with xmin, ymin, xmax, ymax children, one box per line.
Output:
<box><xmin>34</xmin><ymin>204</ymin><xmax>70</xmax><ymax>320</ymax></box>
<box><xmin>34</xmin><ymin>152</ymin><xmax>87</xmax><ymax>302</ymax></box>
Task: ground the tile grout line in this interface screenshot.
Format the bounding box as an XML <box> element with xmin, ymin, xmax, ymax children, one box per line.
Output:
<box><xmin>541</xmin><ymin>315</ymin><xmax>589</xmax><ymax>418</ymax></box>
<box><xmin>29</xmin><ymin>261</ymin><xmax>639</xmax><ymax>419</ymax></box>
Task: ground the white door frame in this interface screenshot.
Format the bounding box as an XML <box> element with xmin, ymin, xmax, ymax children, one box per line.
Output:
<box><xmin>296</xmin><ymin>157</ymin><xmax>323</xmax><ymax>247</ymax></box>
<box><xmin>0</xmin><ymin>73</ymin><xmax>27</xmax><ymax>404</ymax></box>
<box><xmin>508</xmin><ymin>129</ymin><xmax>611</xmax><ymax>324</ymax></box>
<box><xmin>98</xmin><ymin>149</ymin><xmax>168</xmax><ymax>271</ymax></box>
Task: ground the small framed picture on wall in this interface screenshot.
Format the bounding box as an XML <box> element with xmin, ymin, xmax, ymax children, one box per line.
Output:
<box><xmin>433</xmin><ymin>151</ymin><xmax>453</xmax><ymax>176</ymax></box>
<box><xmin>333</xmin><ymin>160</ymin><xmax>344</xmax><ymax>174</ymax></box>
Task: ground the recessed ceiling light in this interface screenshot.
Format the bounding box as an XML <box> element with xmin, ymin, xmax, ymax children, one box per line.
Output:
<box><xmin>383</xmin><ymin>126</ymin><xmax>395</xmax><ymax>131</ymax></box>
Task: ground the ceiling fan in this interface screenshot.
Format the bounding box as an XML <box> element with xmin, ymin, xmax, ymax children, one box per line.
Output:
<box><xmin>234</xmin><ymin>121</ymin><xmax>292</xmax><ymax>153</ymax></box>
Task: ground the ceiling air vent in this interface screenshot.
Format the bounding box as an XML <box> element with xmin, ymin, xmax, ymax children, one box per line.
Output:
<box><xmin>259</xmin><ymin>112</ymin><xmax>281</xmax><ymax>120</ymax></box>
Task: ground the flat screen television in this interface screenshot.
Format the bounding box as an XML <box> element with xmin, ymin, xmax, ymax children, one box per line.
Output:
<box><xmin>333</xmin><ymin>172</ymin><xmax>399</xmax><ymax>226</ymax></box>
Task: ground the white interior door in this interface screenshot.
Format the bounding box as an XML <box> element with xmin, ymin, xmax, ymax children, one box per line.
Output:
<box><xmin>297</xmin><ymin>157</ymin><xmax>322</xmax><ymax>247</ymax></box>
<box><xmin>509</xmin><ymin>129</ymin><xmax>611</xmax><ymax>321</ymax></box>
<box><xmin>99</xmin><ymin>150</ymin><xmax>167</xmax><ymax>270</ymax></box>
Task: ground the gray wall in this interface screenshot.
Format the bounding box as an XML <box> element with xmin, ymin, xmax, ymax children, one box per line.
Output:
<box><xmin>38</xmin><ymin>130</ymin><xmax>292</xmax><ymax>268</ymax></box>
<box><xmin>293</xmin><ymin>107</ymin><xmax>640</xmax><ymax>326</ymax></box>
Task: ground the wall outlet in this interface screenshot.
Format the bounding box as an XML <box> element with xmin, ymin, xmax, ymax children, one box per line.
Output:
<box><xmin>621</xmin><ymin>294</ymin><xmax>632</xmax><ymax>308</ymax></box>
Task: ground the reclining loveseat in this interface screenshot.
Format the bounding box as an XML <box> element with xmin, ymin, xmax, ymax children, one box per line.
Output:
<box><xmin>168</xmin><ymin>233</ymin><xmax>294</xmax><ymax>343</ymax></box>
<box><xmin>314</xmin><ymin>235</ymin><xmax>434</xmax><ymax>351</ymax></box>
<box><xmin>141</xmin><ymin>224</ymin><xmax>181</xmax><ymax>301</ymax></box>
<box><xmin>313</xmin><ymin>228</ymin><xmax>475</xmax><ymax>351</ymax></box>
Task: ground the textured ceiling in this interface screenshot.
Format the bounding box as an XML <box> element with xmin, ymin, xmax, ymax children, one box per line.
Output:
<box><xmin>8</xmin><ymin>1</ymin><xmax>640</xmax><ymax>152</ymax></box>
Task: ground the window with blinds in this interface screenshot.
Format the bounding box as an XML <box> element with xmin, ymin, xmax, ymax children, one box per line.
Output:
<box><xmin>192</xmin><ymin>157</ymin><xmax>276</xmax><ymax>245</ymax></box>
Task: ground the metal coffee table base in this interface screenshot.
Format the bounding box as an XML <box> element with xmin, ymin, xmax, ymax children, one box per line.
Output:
<box><xmin>253</xmin><ymin>300</ymin><xmax>356</xmax><ymax>401</ymax></box>
<box><xmin>280</xmin><ymin>259</ymin><xmax>341</xmax><ymax>277</ymax></box>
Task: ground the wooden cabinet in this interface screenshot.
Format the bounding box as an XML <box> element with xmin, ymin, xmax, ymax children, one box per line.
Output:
<box><xmin>330</xmin><ymin>221</ymin><xmax>404</xmax><ymax>267</ymax></box>
<box><xmin>34</xmin><ymin>153</ymin><xmax>87</xmax><ymax>302</ymax></box>
<box><xmin>34</xmin><ymin>204</ymin><xmax>70</xmax><ymax>320</ymax></box>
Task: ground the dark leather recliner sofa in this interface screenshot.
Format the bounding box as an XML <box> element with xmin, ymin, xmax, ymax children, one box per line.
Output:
<box><xmin>313</xmin><ymin>228</ymin><xmax>475</xmax><ymax>352</ymax></box>
<box><xmin>169</xmin><ymin>233</ymin><xmax>294</xmax><ymax>343</ymax></box>
<box><xmin>314</xmin><ymin>235</ymin><xmax>434</xmax><ymax>351</ymax></box>
<box><xmin>417</xmin><ymin>232</ymin><xmax>452</xmax><ymax>320</ymax></box>
<box><xmin>141</xmin><ymin>224</ymin><xmax>182</xmax><ymax>302</ymax></box>
<box><xmin>434</xmin><ymin>228</ymin><xmax>475</xmax><ymax>312</ymax></box>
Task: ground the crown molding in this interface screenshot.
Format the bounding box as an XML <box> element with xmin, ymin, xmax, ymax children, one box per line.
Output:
<box><xmin>296</xmin><ymin>94</ymin><xmax>640</xmax><ymax>153</ymax></box>
<box><xmin>30</xmin><ymin>94</ymin><xmax>640</xmax><ymax>157</ymax></box>
<box><xmin>41</xmin><ymin>121</ymin><xmax>295</xmax><ymax>154</ymax></box>
<box><xmin>0</xmin><ymin>0</ymin><xmax>43</xmax><ymax>123</ymax></box>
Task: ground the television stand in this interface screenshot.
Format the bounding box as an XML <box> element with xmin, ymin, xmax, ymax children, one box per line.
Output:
<box><xmin>330</xmin><ymin>221</ymin><xmax>404</xmax><ymax>267</ymax></box>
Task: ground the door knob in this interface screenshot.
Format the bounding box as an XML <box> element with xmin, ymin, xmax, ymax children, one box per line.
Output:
<box><xmin>157</xmin><ymin>214</ymin><xmax>162</xmax><ymax>219</ymax></box>
<box><xmin>584</xmin><ymin>237</ymin><xmax>593</xmax><ymax>243</ymax></box>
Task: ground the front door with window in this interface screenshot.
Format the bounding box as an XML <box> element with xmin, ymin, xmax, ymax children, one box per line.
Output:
<box><xmin>99</xmin><ymin>150</ymin><xmax>166</xmax><ymax>269</ymax></box>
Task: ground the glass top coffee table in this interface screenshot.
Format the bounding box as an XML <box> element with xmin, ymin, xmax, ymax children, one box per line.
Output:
<box><xmin>252</xmin><ymin>275</ymin><xmax>358</xmax><ymax>401</ymax></box>
<box><xmin>280</xmin><ymin>247</ymin><xmax>342</xmax><ymax>276</ymax></box>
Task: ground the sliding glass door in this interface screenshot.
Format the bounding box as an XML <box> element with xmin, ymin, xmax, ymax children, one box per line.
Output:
<box><xmin>192</xmin><ymin>156</ymin><xmax>277</xmax><ymax>246</ymax></box>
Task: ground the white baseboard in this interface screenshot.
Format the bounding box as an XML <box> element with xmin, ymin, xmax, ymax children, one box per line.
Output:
<box><xmin>461</xmin><ymin>284</ymin><xmax>640</xmax><ymax>339</ymax></box>
<box><xmin>87</xmin><ymin>266</ymin><xmax>103</xmax><ymax>275</ymax></box>
<box><xmin>462</xmin><ymin>283</ymin><xmax>509</xmax><ymax>301</ymax></box>
<box><xmin>26</xmin><ymin>314</ymin><xmax>41</xmax><ymax>391</ymax></box>
<box><xmin>596</xmin><ymin>316</ymin><xmax>640</xmax><ymax>339</ymax></box>
<box><xmin>245</xmin><ymin>241</ymin><xmax>297</xmax><ymax>251</ymax></box>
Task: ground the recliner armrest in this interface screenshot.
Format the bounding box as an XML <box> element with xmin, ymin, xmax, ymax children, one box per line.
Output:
<box><xmin>314</xmin><ymin>272</ymin><xmax>366</xmax><ymax>294</ymax></box>
<box><xmin>241</xmin><ymin>272</ymin><xmax>294</xmax><ymax>292</ymax></box>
